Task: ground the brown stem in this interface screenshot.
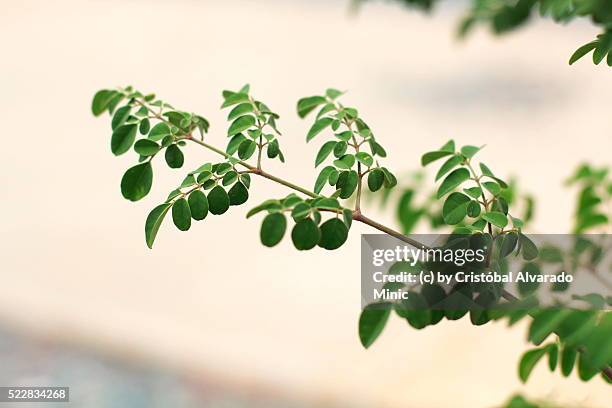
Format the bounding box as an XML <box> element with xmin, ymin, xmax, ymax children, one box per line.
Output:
<box><xmin>353</xmin><ymin>212</ymin><xmax>429</xmax><ymax>250</ymax></box>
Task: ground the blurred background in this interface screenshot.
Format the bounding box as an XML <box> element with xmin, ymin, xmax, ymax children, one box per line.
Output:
<box><xmin>1</xmin><ymin>0</ymin><xmax>611</xmax><ymax>407</ymax></box>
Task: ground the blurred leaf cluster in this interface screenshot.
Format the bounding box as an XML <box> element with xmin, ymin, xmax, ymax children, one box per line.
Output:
<box><xmin>357</xmin><ymin>0</ymin><xmax>612</xmax><ymax>65</ymax></box>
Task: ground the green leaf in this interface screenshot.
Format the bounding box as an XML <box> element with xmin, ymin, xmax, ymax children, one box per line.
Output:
<box><xmin>440</xmin><ymin>139</ymin><xmax>455</xmax><ymax>152</ymax></box>
<box><xmin>291</xmin><ymin>218</ymin><xmax>321</xmax><ymax>250</ymax></box>
<box><xmin>442</xmin><ymin>192</ymin><xmax>470</xmax><ymax>225</ymax></box>
<box><xmin>227</xmin><ymin>134</ymin><xmax>247</xmax><ymax>155</ymax></box>
<box><xmin>166</xmin><ymin>189</ymin><xmax>182</xmax><ymax>202</ymax></box>
<box><xmin>228</xmin><ymin>103</ymin><xmax>254</xmax><ymax>120</ymax></box>
<box><xmin>121</xmin><ymin>162</ymin><xmax>153</xmax><ymax>201</ymax></box>
<box><xmin>399</xmin><ymin>292</ymin><xmax>432</xmax><ymax>329</ymax></box>
<box><xmin>238</xmin><ymin>139</ymin><xmax>256</xmax><ymax>160</ymax></box>
<box><xmin>221</xmin><ymin>92</ymin><xmax>249</xmax><ymax>108</ymax></box>
<box><xmin>164</xmin><ymin>111</ymin><xmax>190</xmax><ymax>129</ymax></box>
<box><xmin>139</xmin><ymin>118</ymin><xmax>151</xmax><ymax>135</ymax></box>
<box><xmin>172</xmin><ymin>198</ymin><xmax>191</xmax><ymax>231</ymax></box>
<box><xmin>370</xmin><ymin>141</ymin><xmax>387</xmax><ymax>157</ymax></box>
<box><xmin>483</xmin><ymin>181</ymin><xmax>501</xmax><ymax>196</ymax></box>
<box><xmin>165</xmin><ymin>144</ymin><xmax>184</xmax><ymax>168</ymax></box>
<box><xmin>92</xmin><ymin>90</ymin><xmax>115</xmax><ymax>116</ymax></box>
<box><xmin>520</xmin><ymin>233</ymin><xmax>539</xmax><ymax>260</ymax></box>
<box><xmin>267</xmin><ymin>139</ymin><xmax>280</xmax><ymax>159</ymax></box>
<box><xmin>579</xmin><ymin>312</ymin><xmax>612</xmax><ymax>370</ymax></box>
<box><xmin>576</xmin><ymin>213</ymin><xmax>608</xmax><ymax>232</ymax></box>
<box><xmin>313</xmin><ymin>198</ymin><xmax>339</xmax><ymax>210</ymax></box>
<box><xmin>460</xmin><ymin>145</ymin><xmax>480</xmax><ymax>158</ymax></box>
<box><xmin>479</xmin><ymin>162</ymin><xmax>495</xmax><ymax>177</ymax></box>
<box><xmin>144</xmin><ymin>203</ymin><xmax>171</xmax><ymax>248</ymax></box>
<box><xmin>464</xmin><ymin>186</ymin><xmax>482</xmax><ymax>199</ymax></box>
<box><xmin>111</xmin><ymin>105</ymin><xmax>131</xmax><ymax>130</ymax></box>
<box><xmin>260</xmin><ymin>213</ymin><xmax>287</xmax><ymax>247</ymax></box>
<box><xmin>482</xmin><ymin>211</ymin><xmax>508</xmax><ymax>228</ymax></box>
<box><xmin>315</xmin><ymin>141</ymin><xmax>336</xmax><ymax>167</ymax></box>
<box><xmin>421</xmin><ymin>150</ymin><xmax>454</xmax><ymax>166</ymax></box>
<box><xmin>148</xmin><ymin>123</ymin><xmax>171</xmax><ymax>142</ymax></box>
<box><xmin>222</xmin><ymin>170</ymin><xmax>238</xmax><ymax>186</ymax></box>
<box><xmin>342</xmin><ymin>208</ymin><xmax>353</xmax><ymax>229</ymax></box>
<box><xmin>367</xmin><ymin>169</ymin><xmax>385</xmax><ymax>192</ymax></box>
<box><xmin>228</xmin><ymin>182</ymin><xmax>249</xmax><ymax>206</ymax></box>
<box><xmin>519</xmin><ymin>347</ymin><xmax>548</xmax><ymax>383</ymax></box>
<box><xmin>328</xmin><ymin>169</ymin><xmax>339</xmax><ymax>186</ymax></box>
<box><xmin>297</xmin><ymin>96</ymin><xmax>326</xmax><ymax>118</ymax></box>
<box><xmin>380</xmin><ymin>167</ymin><xmax>397</xmax><ymax>189</ymax></box>
<box><xmin>317</xmin><ymin>103</ymin><xmax>336</xmax><ymax>120</ymax></box>
<box><xmin>529</xmin><ymin>309</ymin><xmax>572</xmax><ymax>345</ymax></box>
<box><xmin>333</xmin><ymin>141</ymin><xmax>348</xmax><ymax>158</ymax></box>
<box><xmin>228</xmin><ymin>115</ymin><xmax>255</xmax><ymax>136</ymax></box>
<box><xmin>134</xmin><ymin>139</ymin><xmax>160</xmax><ymax>156</ymax></box>
<box><xmin>333</xmin><ymin>154</ymin><xmax>355</xmax><ymax>170</ymax></box>
<box><xmin>247</xmin><ymin>199</ymin><xmax>281</xmax><ymax>218</ymax></box>
<box><xmin>421</xmin><ymin>284</ymin><xmax>446</xmax><ymax>324</ymax></box>
<box><xmin>561</xmin><ymin>345</ymin><xmax>577</xmax><ymax>377</ymax></box>
<box><xmin>467</xmin><ymin>200</ymin><xmax>481</xmax><ymax>218</ymax></box>
<box><xmin>111</xmin><ymin>124</ymin><xmax>138</xmax><ymax>156</ymax></box>
<box><xmin>282</xmin><ymin>194</ymin><xmax>302</xmax><ymax>207</ymax></box>
<box><xmin>437</xmin><ymin>168</ymin><xmax>470</xmax><ymax>198</ymax></box>
<box><xmin>207</xmin><ymin>185</ymin><xmax>230</xmax><ymax>215</ymax></box>
<box><xmin>188</xmin><ymin>190</ymin><xmax>209</xmax><ymax>220</ymax></box>
<box><xmin>435</xmin><ymin>155</ymin><xmax>462</xmax><ymax>181</ymax></box>
<box><xmin>335</xmin><ymin>131</ymin><xmax>353</xmax><ymax>142</ymax></box>
<box><xmin>314</xmin><ymin>166</ymin><xmax>335</xmax><ymax>194</ymax></box>
<box><xmin>291</xmin><ymin>203</ymin><xmax>311</xmax><ymax>220</ymax></box>
<box><xmin>498</xmin><ymin>232</ymin><xmax>518</xmax><ymax>258</ymax></box>
<box><xmin>338</xmin><ymin>170</ymin><xmax>359</xmax><ymax>199</ymax></box>
<box><xmin>355</xmin><ymin>152</ymin><xmax>373</xmax><ymax>167</ymax></box>
<box><xmin>240</xmin><ymin>173</ymin><xmax>251</xmax><ymax>188</ymax></box>
<box><xmin>512</xmin><ymin>216</ymin><xmax>524</xmax><ymax>228</ymax></box>
<box><xmin>214</xmin><ymin>162</ymin><xmax>232</xmax><ymax>175</ymax></box>
<box><xmin>325</xmin><ymin>88</ymin><xmax>343</xmax><ymax>100</ymax></box>
<box><xmin>547</xmin><ymin>344</ymin><xmax>558</xmax><ymax>371</ymax></box>
<box><xmin>359</xmin><ymin>303</ymin><xmax>391</xmax><ymax>348</ymax></box>
<box><xmin>318</xmin><ymin>218</ymin><xmax>348</xmax><ymax>250</ymax></box>
<box><xmin>307</xmin><ymin>117</ymin><xmax>333</xmax><ymax>142</ymax></box>
<box><xmin>593</xmin><ymin>34</ymin><xmax>612</xmax><ymax>65</ymax></box>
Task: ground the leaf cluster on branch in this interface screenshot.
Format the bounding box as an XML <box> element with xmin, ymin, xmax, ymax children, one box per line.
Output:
<box><xmin>356</xmin><ymin>0</ymin><xmax>612</xmax><ymax>66</ymax></box>
<box><xmin>92</xmin><ymin>85</ymin><xmax>611</xmax><ymax>385</ymax></box>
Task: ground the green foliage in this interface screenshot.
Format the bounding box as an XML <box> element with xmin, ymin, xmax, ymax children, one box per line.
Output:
<box><xmin>208</xmin><ymin>185</ymin><xmax>230</xmax><ymax>215</ymax></box>
<box><xmin>499</xmin><ymin>394</ymin><xmax>573</xmax><ymax>408</ymax></box>
<box><xmin>566</xmin><ymin>163</ymin><xmax>611</xmax><ymax>232</ymax></box>
<box><xmin>93</xmin><ymin>86</ymin><xmax>611</xmax><ymax>387</ymax></box>
<box><xmin>297</xmin><ymin>89</ymin><xmax>397</xmax><ymax>197</ymax></box>
<box><xmin>421</xmin><ymin>140</ymin><xmax>523</xmax><ymax>234</ymax></box>
<box><xmin>121</xmin><ymin>162</ymin><xmax>153</xmax><ymax>201</ymax></box>
<box><xmin>362</xmin><ymin>147</ymin><xmax>610</xmax><ymax>384</ymax></box>
<box><xmin>222</xmin><ymin>84</ymin><xmax>285</xmax><ymax>164</ymax></box>
<box><xmin>260</xmin><ymin>213</ymin><xmax>287</xmax><ymax>247</ymax></box>
<box><xmin>172</xmin><ymin>198</ymin><xmax>192</xmax><ymax>231</ymax></box>
<box><xmin>252</xmin><ymin>193</ymin><xmax>353</xmax><ymax>251</ymax></box>
<box><xmin>144</xmin><ymin>203</ymin><xmax>171</xmax><ymax>249</ymax></box>
<box><xmin>358</xmin><ymin>0</ymin><xmax>612</xmax><ymax>66</ymax></box>
<box><xmin>292</xmin><ymin>218</ymin><xmax>321</xmax><ymax>250</ymax></box>
<box><xmin>359</xmin><ymin>302</ymin><xmax>392</xmax><ymax>348</ymax></box>
<box><xmin>188</xmin><ymin>190</ymin><xmax>209</xmax><ymax>221</ymax></box>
